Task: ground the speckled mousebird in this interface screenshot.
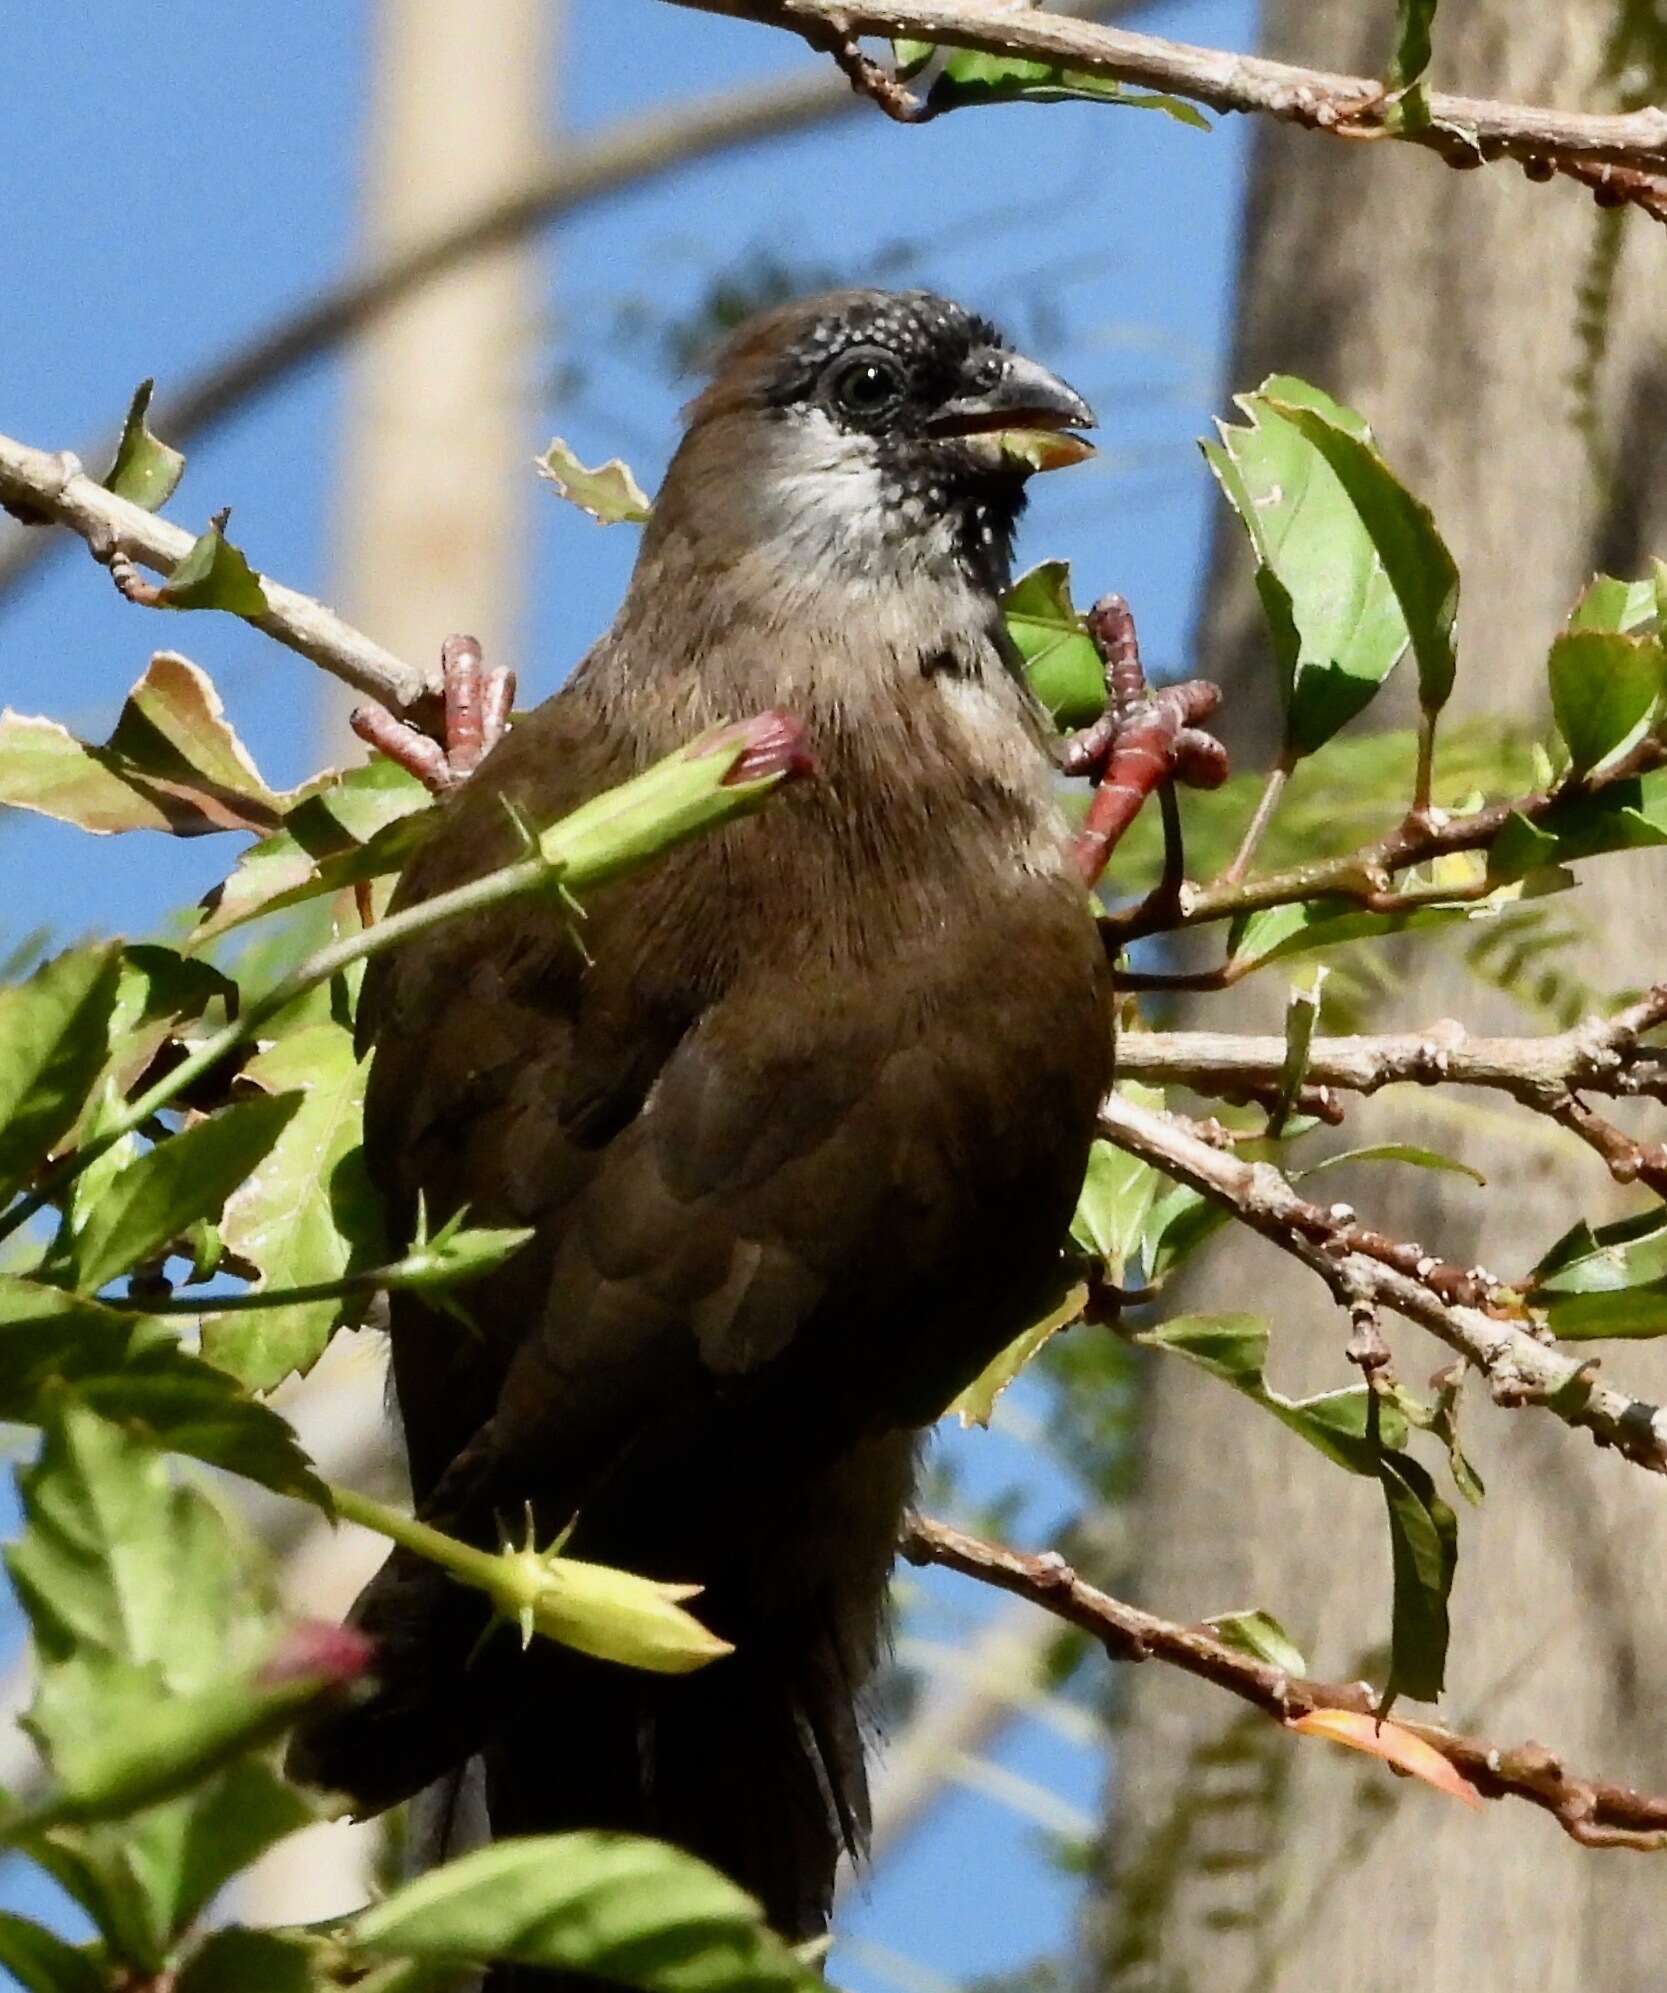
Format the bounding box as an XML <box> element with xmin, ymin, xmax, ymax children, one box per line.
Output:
<box><xmin>289</xmin><ymin>288</ymin><xmax>1115</xmax><ymax>1967</ymax></box>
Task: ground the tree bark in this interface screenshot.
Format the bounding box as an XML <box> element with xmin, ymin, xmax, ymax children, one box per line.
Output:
<box><xmin>1095</xmin><ymin>6</ymin><xmax>1667</xmax><ymax>1990</ymax></box>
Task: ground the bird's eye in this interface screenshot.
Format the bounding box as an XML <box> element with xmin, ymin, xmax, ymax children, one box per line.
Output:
<box><xmin>828</xmin><ymin>352</ymin><xmax>907</xmax><ymax>420</ymax></box>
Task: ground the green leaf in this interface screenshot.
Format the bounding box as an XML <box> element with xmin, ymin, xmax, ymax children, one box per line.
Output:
<box><xmin>352</xmin><ymin>1831</ymin><xmax>818</xmax><ymax>1989</ymax></box>
<box><xmin>1143</xmin><ymin>1182</ymin><xmax>1226</xmax><ymax>1283</ymax></box>
<box><xmin>1382</xmin><ymin>0</ymin><xmax>1438</xmax><ymax>128</ymax></box>
<box><xmin>1536</xmin><ymin>1284</ymin><xmax>1667</xmax><ymax>1339</ymax></box>
<box><xmin>155</xmin><ymin>511</ymin><xmax>268</xmax><ymax>616</ymax></box>
<box><xmin>949</xmin><ymin>1272</ymin><xmax>1089</xmax><ymax>1429</ymax></box>
<box><xmin>1069</xmin><ymin>1092</ymin><xmax>1163</xmax><ymax>1278</ymax></box>
<box><xmin>68</xmin><ymin>1092</ymin><xmax>302</xmax><ymax>1296</ymax></box>
<box><xmin>201</xmin><ymin>1024</ymin><xmax>384</xmax><ymax>1390</ymax></box>
<box><xmin>7</xmin><ymin>1406</ymin><xmax>325</xmax><ymax>1955</ymax></box>
<box><xmin>1299</xmin><ymin>1142</ymin><xmax>1486</xmax><ymax>1187</ymax></box>
<box><xmin>101</xmin><ymin>380</ymin><xmax>185</xmax><ymax>513</ymax></box>
<box><xmin>175</xmin><ymin>1928</ymin><xmax>322</xmax><ymax>1993</ymax></box>
<box><xmin>1204</xmin><ymin>1610</ymin><xmax>1308</xmax><ymax>1676</ymax></box>
<box><xmin>0</xmin><ymin>1276</ymin><xmax>321</xmax><ymax>1500</ymax></box>
<box><xmin>916</xmin><ymin>47</ymin><xmax>1210</xmax><ymax>126</ymax></box>
<box><xmin>1271</xmin><ymin>968</ymin><xmax>1325</xmax><ymax>1131</ymax></box>
<box><xmin>0</xmin><ymin>1911</ymin><xmax>106</xmax><ymax>1993</ymax></box>
<box><xmin>1568</xmin><ymin>571</ymin><xmax>1660</xmax><ymax>635</ymax></box>
<box><xmin>1377</xmin><ymin>1450</ymin><xmax>1457</xmax><ymax>1706</ymax></box>
<box><xmin>0</xmin><ymin>651</ymin><xmax>291</xmax><ymax>837</ymax></box>
<box><xmin>1136</xmin><ymin>1313</ymin><xmax>1406</xmax><ymax>1474</ymax></box>
<box><xmin>1533</xmin><ymin>1205</ymin><xmax>1667</xmax><ymax>1293</ymax></box>
<box><xmin>0</xmin><ymin>943</ymin><xmax>121</xmax><ymax>1203</ymax></box>
<box><xmin>1548</xmin><ymin>627</ymin><xmax>1667</xmax><ymax>778</ymax></box>
<box><xmin>536</xmin><ymin>437</ymin><xmax>654</xmax><ymax>524</ymax></box>
<box><xmin>1227</xmin><ymin>896</ymin><xmax>1473</xmax><ymax>974</ymax></box>
<box><xmin>1002</xmin><ymin>561</ymin><xmax>1109</xmax><ymax>728</ymax></box>
<box><xmin>893</xmin><ymin>37</ymin><xmax>935</xmax><ymax>77</ymax></box>
<box><xmin>1267</xmin><ymin>393</ymin><xmax>1459</xmax><ymax>720</ymax></box>
<box><xmin>384</xmin><ymin>1203</ymin><xmax>533</xmax><ymax>1295</ymax></box>
<box><xmin>195</xmin><ymin>756</ymin><xmax>434</xmax><ymax>940</ymax></box>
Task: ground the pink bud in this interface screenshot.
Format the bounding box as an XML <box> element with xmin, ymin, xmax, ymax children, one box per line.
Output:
<box><xmin>260</xmin><ymin>1619</ymin><xmax>376</xmax><ymax>1688</ymax></box>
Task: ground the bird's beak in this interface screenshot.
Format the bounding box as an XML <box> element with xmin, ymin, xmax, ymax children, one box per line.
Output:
<box><xmin>926</xmin><ymin>350</ymin><xmax>1096</xmax><ymax>474</ymax></box>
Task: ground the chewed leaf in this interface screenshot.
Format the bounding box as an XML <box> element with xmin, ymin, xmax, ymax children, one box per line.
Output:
<box><xmin>155</xmin><ymin>512</ymin><xmax>267</xmax><ymax>616</ymax></box>
<box><xmin>102</xmin><ymin>380</ymin><xmax>185</xmax><ymax>512</ymax></box>
<box><xmin>1289</xmin><ymin>1707</ymin><xmax>1483</xmax><ymax>1809</ymax></box>
<box><xmin>535</xmin><ymin>438</ymin><xmax>653</xmax><ymax>524</ymax></box>
<box><xmin>0</xmin><ymin>652</ymin><xmax>293</xmax><ymax>837</ymax></box>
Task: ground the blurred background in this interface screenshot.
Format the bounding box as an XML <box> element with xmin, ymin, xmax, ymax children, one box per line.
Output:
<box><xmin>6</xmin><ymin>3</ymin><xmax>1667</xmax><ymax>1989</ymax></box>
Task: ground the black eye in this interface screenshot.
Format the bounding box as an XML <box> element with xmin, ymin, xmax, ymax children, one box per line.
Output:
<box><xmin>828</xmin><ymin>352</ymin><xmax>906</xmax><ymax>420</ymax></box>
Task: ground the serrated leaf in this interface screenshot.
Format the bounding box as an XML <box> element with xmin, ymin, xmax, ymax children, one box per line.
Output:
<box><xmin>0</xmin><ymin>942</ymin><xmax>121</xmax><ymax>1203</ymax></box>
<box><xmin>1205</xmin><ymin>1609</ymin><xmax>1308</xmax><ymax>1676</ymax></box>
<box><xmin>535</xmin><ymin>438</ymin><xmax>653</xmax><ymax>524</ymax></box>
<box><xmin>1548</xmin><ymin>627</ymin><xmax>1667</xmax><ymax>778</ymax></box>
<box><xmin>352</xmin><ymin>1831</ymin><xmax>818</xmax><ymax>1989</ymax></box>
<box><xmin>155</xmin><ymin>513</ymin><xmax>267</xmax><ymax>616</ymax></box>
<box><xmin>1377</xmin><ymin>1450</ymin><xmax>1457</xmax><ymax>1706</ymax></box>
<box><xmin>1289</xmin><ymin>1707</ymin><xmax>1481</xmax><ymax>1806</ymax></box>
<box><xmin>0</xmin><ymin>1911</ymin><xmax>107</xmax><ymax>1993</ymax></box>
<box><xmin>1136</xmin><ymin>1313</ymin><xmax>1406</xmax><ymax>1473</ymax></box>
<box><xmin>0</xmin><ymin>651</ymin><xmax>291</xmax><ymax>837</ymax></box>
<box><xmin>918</xmin><ymin>47</ymin><xmax>1210</xmax><ymax>126</ymax></box>
<box><xmin>195</xmin><ymin>756</ymin><xmax>434</xmax><ymax>940</ymax></box>
<box><xmin>68</xmin><ymin>1092</ymin><xmax>302</xmax><ymax>1296</ymax></box>
<box><xmin>0</xmin><ymin>1276</ymin><xmax>320</xmax><ymax>1499</ymax></box>
<box><xmin>101</xmin><ymin>380</ymin><xmax>185</xmax><ymax>513</ymax></box>
<box><xmin>201</xmin><ymin>1025</ymin><xmax>384</xmax><ymax>1390</ymax></box>
<box><xmin>1266</xmin><ymin>393</ymin><xmax>1459</xmax><ymax>720</ymax></box>
<box><xmin>1002</xmin><ymin>561</ymin><xmax>1109</xmax><ymax>728</ymax></box>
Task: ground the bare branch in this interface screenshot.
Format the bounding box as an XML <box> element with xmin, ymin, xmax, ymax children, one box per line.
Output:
<box><xmin>0</xmin><ymin>429</ymin><xmax>430</xmax><ymax>710</ymax></box>
<box><xmin>1095</xmin><ymin>1089</ymin><xmax>1667</xmax><ymax>1476</ymax></box>
<box><xmin>1114</xmin><ymin>995</ymin><xmax>1667</xmax><ymax>1110</ymax></box>
<box><xmin>904</xmin><ymin>1515</ymin><xmax>1667</xmax><ymax>1850</ymax></box>
<box><xmin>667</xmin><ymin>2</ymin><xmax>1667</xmax><ymax>214</ymax></box>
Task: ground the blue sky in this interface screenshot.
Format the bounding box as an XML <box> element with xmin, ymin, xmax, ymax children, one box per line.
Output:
<box><xmin>0</xmin><ymin>1</ymin><xmax>1256</xmax><ymax>1983</ymax></box>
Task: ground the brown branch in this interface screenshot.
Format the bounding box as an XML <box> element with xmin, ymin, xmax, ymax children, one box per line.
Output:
<box><xmin>1114</xmin><ymin>994</ymin><xmax>1667</xmax><ymax>1110</ymax></box>
<box><xmin>903</xmin><ymin>1515</ymin><xmax>1667</xmax><ymax>1850</ymax></box>
<box><xmin>666</xmin><ymin>2</ymin><xmax>1667</xmax><ymax>214</ymax></box>
<box><xmin>1096</xmin><ymin>1089</ymin><xmax>1667</xmax><ymax>1475</ymax></box>
<box><xmin>1102</xmin><ymin>737</ymin><xmax>1667</xmax><ymax>952</ymax></box>
<box><xmin>0</xmin><ymin>428</ymin><xmax>431</xmax><ymax>710</ymax></box>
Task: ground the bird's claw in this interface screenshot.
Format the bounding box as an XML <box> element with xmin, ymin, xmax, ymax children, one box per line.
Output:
<box><xmin>351</xmin><ymin>633</ymin><xmax>517</xmax><ymax>795</ymax></box>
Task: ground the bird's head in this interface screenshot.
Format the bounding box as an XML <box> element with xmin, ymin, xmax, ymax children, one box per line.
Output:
<box><xmin>650</xmin><ymin>288</ymin><xmax>1095</xmax><ymax>597</ymax></box>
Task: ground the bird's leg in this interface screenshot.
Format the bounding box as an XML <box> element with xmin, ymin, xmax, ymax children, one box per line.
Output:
<box><xmin>350</xmin><ymin>633</ymin><xmax>517</xmax><ymax>795</ymax></box>
<box><xmin>1063</xmin><ymin>595</ymin><xmax>1228</xmax><ymax>890</ymax></box>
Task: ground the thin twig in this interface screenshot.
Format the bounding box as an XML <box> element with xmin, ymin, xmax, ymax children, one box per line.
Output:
<box><xmin>1220</xmin><ymin>759</ymin><xmax>1289</xmax><ymax>886</ymax></box>
<box><xmin>0</xmin><ymin>429</ymin><xmax>430</xmax><ymax>710</ymax></box>
<box><xmin>667</xmin><ymin>2</ymin><xmax>1667</xmax><ymax>201</ymax></box>
<box><xmin>903</xmin><ymin>1516</ymin><xmax>1667</xmax><ymax>1849</ymax></box>
<box><xmin>1095</xmin><ymin>1089</ymin><xmax>1667</xmax><ymax>1476</ymax></box>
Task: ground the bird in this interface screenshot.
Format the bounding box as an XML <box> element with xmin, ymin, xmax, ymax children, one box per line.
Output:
<box><xmin>288</xmin><ymin>287</ymin><xmax>1115</xmax><ymax>1971</ymax></box>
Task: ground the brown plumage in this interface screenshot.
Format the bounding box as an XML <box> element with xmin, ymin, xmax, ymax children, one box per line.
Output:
<box><xmin>289</xmin><ymin>289</ymin><xmax>1113</xmax><ymax>1971</ymax></box>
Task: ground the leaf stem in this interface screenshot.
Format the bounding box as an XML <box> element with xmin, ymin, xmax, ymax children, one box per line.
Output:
<box><xmin>1414</xmin><ymin>706</ymin><xmax>1438</xmax><ymax>814</ymax></box>
<box><xmin>1220</xmin><ymin>759</ymin><xmax>1290</xmax><ymax>886</ymax></box>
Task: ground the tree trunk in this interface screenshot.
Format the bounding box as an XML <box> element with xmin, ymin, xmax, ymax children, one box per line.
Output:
<box><xmin>1095</xmin><ymin>6</ymin><xmax>1667</xmax><ymax>1990</ymax></box>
